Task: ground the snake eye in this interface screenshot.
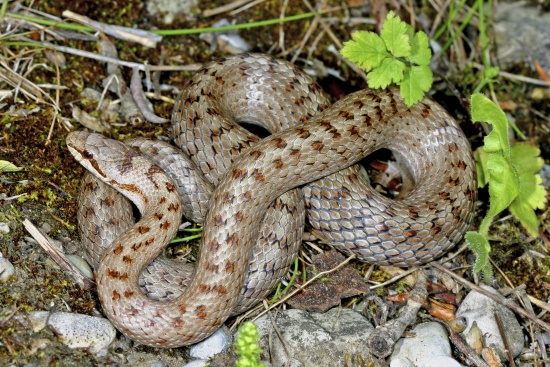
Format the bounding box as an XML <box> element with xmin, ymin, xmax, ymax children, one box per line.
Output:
<box><xmin>83</xmin><ymin>150</ymin><xmax>93</xmax><ymax>159</ymax></box>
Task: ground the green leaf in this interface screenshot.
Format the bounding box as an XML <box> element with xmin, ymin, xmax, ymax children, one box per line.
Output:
<box><xmin>509</xmin><ymin>177</ymin><xmax>543</xmax><ymax>237</ymax></box>
<box><xmin>0</xmin><ymin>160</ymin><xmax>22</xmax><ymax>172</ymax></box>
<box><xmin>508</xmin><ymin>143</ymin><xmax>546</xmax><ymax>236</ymax></box>
<box><xmin>510</xmin><ymin>143</ymin><xmax>544</xmax><ymax>176</ymax></box>
<box><xmin>465</xmin><ymin>231</ymin><xmax>491</xmax><ymax>274</ymax></box>
<box><xmin>400</xmin><ymin>65</ymin><xmax>432</xmax><ymax>106</ymax></box>
<box><xmin>485</xmin><ymin>153</ymin><xmax>520</xmax><ymax>220</ymax></box>
<box><xmin>380</xmin><ymin>11</ymin><xmax>411</xmax><ymax>58</ymax></box>
<box><xmin>474</xmin><ymin>147</ymin><xmax>490</xmax><ymax>188</ymax></box>
<box><xmin>485</xmin><ymin>66</ymin><xmax>500</xmax><ymax>79</ymax></box>
<box><xmin>409</xmin><ymin>31</ymin><xmax>431</xmax><ymax>66</ymax></box>
<box><xmin>340</xmin><ymin>31</ymin><xmax>388</xmax><ymax>71</ymax></box>
<box><xmin>470</xmin><ymin>93</ymin><xmax>510</xmax><ymax>158</ymax></box>
<box><xmin>368</xmin><ymin>57</ymin><xmax>406</xmax><ymax>89</ymax></box>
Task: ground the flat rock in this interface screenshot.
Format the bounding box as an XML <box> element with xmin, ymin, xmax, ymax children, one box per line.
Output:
<box><xmin>495</xmin><ymin>4</ymin><xmax>550</xmax><ymax>72</ymax></box>
<box><xmin>28</xmin><ymin>311</ymin><xmax>116</xmax><ymax>355</ymax></box>
<box><xmin>254</xmin><ymin>308</ymin><xmax>374</xmax><ymax>367</ymax></box>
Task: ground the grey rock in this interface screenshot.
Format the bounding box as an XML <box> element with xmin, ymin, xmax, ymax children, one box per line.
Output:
<box><xmin>456</xmin><ymin>286</ymin><xmax>524</xmax><ymax>360</ymax></box>
<box><xmin>189</xmin><ymin>327</ymin><xmax>232</xmax><ymax>360</ymax></box>
<box><xmin>27</xmin><ymin>311</ymin><xmax>116</xmax><ymax>355</ymax></box>
<box><xmin>254</xmin><ymin>308</ymin><xmax>374</xmax><ymax>367</ymax></box>
<box><xmin>0</xmin><ymin>253</ymin><xmax>15</xmax><ymax>281</ymax></box>
<box><xmin>495</xmin><ymin>4</ymin><xmax>550</xmax><ymax>72</ymax></box>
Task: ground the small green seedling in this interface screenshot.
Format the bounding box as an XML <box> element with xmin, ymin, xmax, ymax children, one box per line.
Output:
<box><xmin>340</xmin><ymin>11</ymin><xmax>433</xmax><ymax>106</ymax></box>
<box><xmin>234</xmin><ymin>321</ymin><xmax>264</xmax><ymax>367</ymax></box>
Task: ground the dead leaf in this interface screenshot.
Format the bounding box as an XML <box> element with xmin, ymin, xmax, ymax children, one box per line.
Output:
<box><xmin>287</xmin><ymin>250</ymin><xmax>369</xmax><ymax>312</ymax></box>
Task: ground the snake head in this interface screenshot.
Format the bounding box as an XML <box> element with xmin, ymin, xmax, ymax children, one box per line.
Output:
<box><xmin>67</xmin><ymin>131</ymin><xmax>141</xmax><ymax>179</ymax></box>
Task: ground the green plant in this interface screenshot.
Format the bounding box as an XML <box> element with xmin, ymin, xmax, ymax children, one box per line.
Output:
<box><xmin>234</xmin><ymin>321</ymin><xmax>264</xmax><ymax>367</ymax></box>
<box><xmin>340</xmin><ymin>11</ymin><xmax>432</xmax><ymax>106</ymax></box>
<box><xmin>465</xmin><ymin>94</ymin><xmax>547</xmax><ymax>279</ymax></box>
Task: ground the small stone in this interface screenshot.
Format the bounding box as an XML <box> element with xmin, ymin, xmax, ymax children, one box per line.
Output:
<box><xmin>47</xmin><ymin>312</ymin><xmax>116</xmax><ymax>355</ymax></box>
<box><xmin>180</xmin><ymin>360</ymin><xmax>209</xmax><ymax>367</ymax></box>
<box><xmin>0</xmin><ymin>254</ymin><xmax>15</xmax><ymax>282</ymax></box>
<box><xmin>422</xmin><ymin>356</ymin><xmax>464</xmax><ymax>367</ymax></box>
<box><xmin>27</xmin><ymin>311</ymin><xmax>50</xmax><ymax>332</ymax></box>
<box><xmin>41</xmin><ymin>222</ymin><xmax>51</xmax><ymax>234</ymax></box>
<box><xmin>189</xmin><ymin>327</ymin><xmax>232</xmax><ymax>360</ymax></box>
<box><xmin>0</xmin><ymin>222</ymin><xmax>10</xmax><ymax>234</ymax></box>
<box><xmin>391</xmin><ymin>322</ymin><xmax>456</xmax><ymax>366</ymax></box>
<box><xmin>67</xmin><ymin>254</ymin><xmax>94</xmax><ymax>279</ymax></box>
<box><xmin>146</xmin><ymin>0</ymin><xmax>199</xmax><ymax>24</ymax></box>
<box><xmin>390</xmin><ymin>357</ymin><xmax>414</xmax><ymax>367</ymax></box>
<box><xmin>456</xmin><ymin>286</ymin><xmax>524</xmax><ymax>361</ymax></box>
<box><xmin>148</xmin><ymin>361</ymin><xmax>166</xmax><ymax>367</ymax></box>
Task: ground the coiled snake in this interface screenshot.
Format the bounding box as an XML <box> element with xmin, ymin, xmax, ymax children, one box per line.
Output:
<box><xmin>67</xmin><ymin>54</ymin><xmax>476</xmax><ymax>348</ymax></box>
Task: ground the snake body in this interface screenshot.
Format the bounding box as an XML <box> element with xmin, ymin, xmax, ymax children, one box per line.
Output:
<box><xmin>67</xmin><ymin>54</ymin><xmax>476</xmax><ymax>348</ymax></box>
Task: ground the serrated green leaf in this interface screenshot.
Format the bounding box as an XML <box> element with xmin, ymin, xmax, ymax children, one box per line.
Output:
<box><xmin>380</xmin><ymin>11</ymin><xmax>411</xmax><ymax>58</ymax></box>
<box><xmin>470</xmin><ymin>93</ymin><xmax>511</xmax><ymax>158</ymax></box>
<box><xmin>510</xmin><ymin>142</ymin><xmax>544</xmax><ymax>175</ymax></box>
<box><xmin>400</xmin><ymin>65</ymin><xmax>432</xmax><ymax>106</ymax></box>
<box><xmin>340</xmin><ymin>31</ymin><xmax>388</xmax><ymax>71</ymax></box>
<box><xmin>367</xmin><ymin>58</ymin><xmax>406</xmax><ymax>89</ymax></box>
<box><xmin>509</xmin><ymin>191</ymin><xmax>540</xmax><ymax>238</ymax></box>
<box><xmin>0</xmin><ymin>160</ymin><xmax>23</xmax><ymax>172</ymax></box>
<box><xmin>485</xmin><ymin>153</ymin><xmax>520</xmax><ymax>219</ymax></box>
<box><xmin>508</xmin><ymin>142</ymin><xmax>546</xmax><ymax>236</ymax></box>
<box><xmin>409</xmin><ymin>31</ymin><xmax>431</xmax><ymax>66</ymax></box>
<box><xmin>465</xmin><ymin>231</ymin><xmax>491</xmax><ymax>274</ymax></box>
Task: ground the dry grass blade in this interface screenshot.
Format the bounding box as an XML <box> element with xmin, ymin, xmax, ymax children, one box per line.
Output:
<box><xmin>22</xmin><ymin>218</ymin><xmax>94</xmax><ymax>290</ymax></box>
<box><xmin>0</xmin><ymin>59</ymin><xmax>56</xmax><ymax>106</ymax></box>
<box><xmin>62</xmin><ymin>10</ymin><xmax>162</xmax><ymax>48</ymax></box>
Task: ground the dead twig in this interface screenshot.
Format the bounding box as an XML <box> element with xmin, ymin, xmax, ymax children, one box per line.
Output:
<box><xmin>18</xmin><ymin>38</ymin><xmax>202</xmax><ymax>72</ymax></box>
<box><xmin>202</xmin><ymin>0</ymin><xmax>255</xmax><ymax>17</ymax></box>
<box><xmin>367</xmin><ymin>270</ymin><xmax>427</xmax><ymax>358</ymax></box>
<box><xmin>130</xmin><ymin>67</ymin><xmax>168</xmax><ymax>124</ymax></box>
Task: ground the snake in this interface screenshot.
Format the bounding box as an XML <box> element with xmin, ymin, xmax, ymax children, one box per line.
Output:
<box><xmin>66</xmin><ymin>53</ymin><xmax>476</xmax><ymax>348</ymax></box>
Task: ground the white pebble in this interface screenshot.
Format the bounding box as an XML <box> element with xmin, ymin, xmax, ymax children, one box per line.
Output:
<box><xmin>189</xmin><ymin>327</ymin><xmax>232</xmax><ymax>360</ymax></box>
<box><xmin>180</xmin><ymin>360</ymin><xmax>209</xmax><ymax>367</ymax></box>
<box><xmin>0</xmin><ymin>254</ymin><xmax>15</xmax><ymax>282</ymax></box>
<box><xmin>67</xmin><ymin>254</ymin><xmax>94</xmax><ymax>279</ymax></box>
<box><xmin>0</xmin><ymin>222</ymin><xmax>10</xmax><ymax>234</ymax></box>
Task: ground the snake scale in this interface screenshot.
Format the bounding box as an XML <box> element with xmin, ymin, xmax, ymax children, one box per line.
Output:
<box><xmin>67</xmin><ymin>54</ymin><xmax>476</xmax><ymax>348</ymax></box>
